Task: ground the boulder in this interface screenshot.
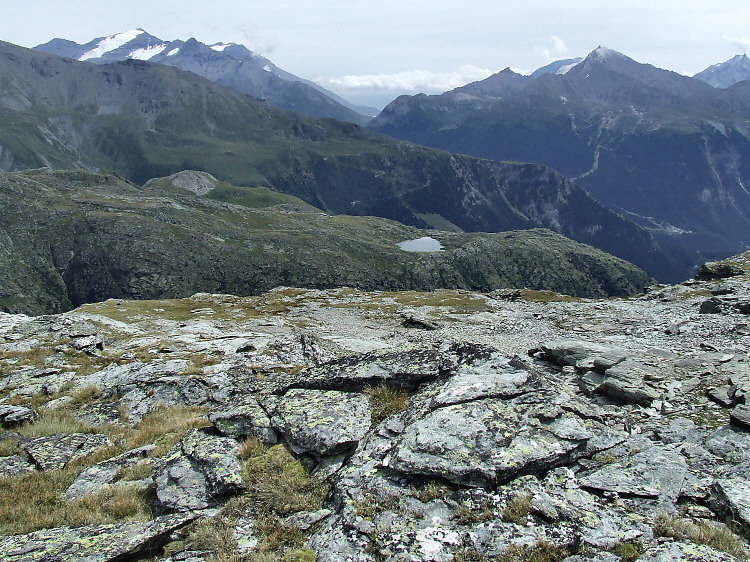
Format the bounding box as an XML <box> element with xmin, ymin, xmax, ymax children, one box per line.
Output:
<box><xmin>22</xmin><ymin>433</ymin><xmax>111</xmax><ymax>470</ymax></box>
<box><xmin>154</xmin><ymin>428</ymin><xmax>245</xmax><ymax>511</ymax></box>
<box><xmin>0</xmin><ymin>404</ymin><xmax>38</xmax><ymax>426</ymax></box>
<box><xmin>273</xmin><ymin>389</ymin><xmax>371</xmax><ymax>456</ymax></box>
<box><xmin>597</xmin><ymin>361</ymin><xmax>661</xmax><ymax>406</ymax></box>
<box><xmin>208</xmin><ymin>394</ymin><xmax>277</xmax><ymax>443</ymax></box>
<box><xmin>579</xmin><ymin>445</ymin><xmax>687</xmax><ymax>507</ymax></box>
<box><xmin>540</xmin><ymin>339</ymin><xmax>611</xmax><ymax>367</ymax></box>
<box><xmin>697</xmin><ymin>261</ymin><xmax>745</xmax><ymax>280</ymax></box>
<box><xmin>0</xmin><ymin>512</ymin><xmax>199</xmax><ymax>561</ymax></box>
<box><xmin>0</xmin><ymin>454</ymin><xmax>35</xmax><ymax>476</ymax></box>
<box><xmin>730</xmin><ymin>404</ymin><xmax>750</xmax><ymax>431</ymax></box>
<box><xmin>65</xmin><ymin>445</ymin><xmax>156</xmax><ymax>500</ymax></box>
<box><xmin>390</xmin><ymin>398</ymin><xmax>591</xmax><ymax>487</ymax></box>
<box><xmin>711</xmin><ymin>478</ymin><xmax>750</xmax><ymax>535</ymax></box>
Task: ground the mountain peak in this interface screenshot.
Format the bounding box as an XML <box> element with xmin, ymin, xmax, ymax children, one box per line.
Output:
<box><xmin>587</xmin><ymin>46</ymin><xmax>626</xmax><ymax>63</ymax></box>
<box><xmin>694</xmin><ymin>52</ymin><xmax>750</xmax><ymax>88</ymax></box>
<box><xmin>78</xmin><ymin>29</ymin><xmax>149</xmax><ymax>61</ymax></box>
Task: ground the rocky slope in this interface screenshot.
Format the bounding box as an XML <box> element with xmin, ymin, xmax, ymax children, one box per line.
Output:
<box><xmin>0</xmin><ymin>253</ymin><xmax>749</xmax><ymax>560</ymax></box>
<box><xmin>0</xmin><ymin>168</ymin><xmax>653</xmax><ymax>316</ymax></box>
<box><xmin>695</xmin><ymin>55</ymin><xmax>750</xmax><ymax>89</ymax></box>
<box><xmin>35</xmin><ymin>29</ymin><xmax>374</xmax><ymax>124</ymax></box>
<box><xmin>369</xmin><ymin>47</ymin><xmax>750</xmax><ymax>279</ymax></box>
<box><xmin>0</xmin><ymin>40</ymin><xmax>682</xmax><ymax>282</ymax></box>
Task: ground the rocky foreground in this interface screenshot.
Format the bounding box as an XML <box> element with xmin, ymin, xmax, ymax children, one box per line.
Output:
<box><xmin>0</xmin><ymin>254</ymin><xmax>749</xmax><ymax>561</ymax></box>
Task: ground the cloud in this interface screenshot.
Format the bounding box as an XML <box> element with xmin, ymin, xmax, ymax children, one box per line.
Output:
<box><xmin>534</xmin><ymin>34</ymin><xmax>569</xmax><ymax>61</ymax></box>
<box><xmin>322</xmin><ymin>65</ymin><xmax>494</xmax><ymax>93</ymax></box>
<box><xmin>725</xmin><ymin>35</ymin><xmax>750</xmax><ymax>53</ymax></box>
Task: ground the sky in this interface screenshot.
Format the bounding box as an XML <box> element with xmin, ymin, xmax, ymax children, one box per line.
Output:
<box><xmin>2</xmin><ymin>1</ymin><xmax>749</xmax><ymax>108</ymax></box>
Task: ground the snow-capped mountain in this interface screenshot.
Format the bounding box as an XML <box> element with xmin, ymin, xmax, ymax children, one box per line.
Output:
<box><xmin>35</xmin><ymin>29</ymin><xmax>375</xmax><ymax>124</ymax></box>
<box><xmin>694</xmin><ymin>54</ymin><xmax>750</xmax><ymax>88</ymax></box>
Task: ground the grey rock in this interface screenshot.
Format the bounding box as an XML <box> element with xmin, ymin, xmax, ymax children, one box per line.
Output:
<box><xmin>697</xmin><ymin>261</ymin><xmax>746</xmax><ymax>280</ymax></box>
<box><xmin>154</xmin><ymin>428</ymin><xmax>245</xmax><ymax>511</ymax></box>
<box><xmin>273</xmin><ymin>389</ymin><xmax>371</xmax><ymax>456</ymax></box>
<box><xmin>711</xmin><ymin>478</ymin><xmax>750</xmax><ymax>535</ymax></box>
<box><xmin>73</xmin><ymin>401</ymin><xmax>122</xmax><ymax>426</ymax></box>
<box><xmin>579</xmin><ymin>445</ymin><xmax>687</xmax><ymax>507</ymax></box>
<box><xmin>638</xmin><ymin>540</ymin><xmax>741</xmax><ymax>561</ymax></box>
<box><xmin>390</xmin><ymin>398</ymin><xmax>590</xmax><ymax>487</ymax></box>
<box><xmin>0</xmin><ymin>404</ymin><xmax>38</xmax><ymax>426</ymax></box>
<box><xmin>285</xmin><ymin>508</ymin><xmax>332</xmax><ymax>531</ymax></box>
<box><xmin>0</xmin><ymin>454</ymin><xmax>35</xmax><ymax>476</ymax></box>
<box><xmin>598</xmin><ymin>361</ymin><xmax>661</xmax><ymax>406</ymax></box>
<box><xmin>208</xmin><ymin>394</ymin><xmax>276</xmax><ymax>443</ymax></box>
<box><xmin>540</xmin><ymin>339</ymin><xmax>612</xmax><ymax>367</ymax></box>
<box><xmin>730</xmin><ymin>404</ymin><xmax>750</xmax><ymax>430</ymax></box>
<box><xmin>70</xmin><ymin>334</ymin><xmax>104</xmax><ymax>354</ymax></box>
<box><xmin>22</xmin><ymin>433</ymin><xmax>112</xmax><ymax>470</ymax></box>
<box><xmin>65</xmin><ymin>445</ymin><xmax>156</xmax><ymax>500</ymax></box>
<box><xmin>0</xmin><ymin>512</ymin><xmax>199</xmax><ymax>561</ymax></box>
<box><xmin>430</xmin><ymin>354</ymin><xmax>531</xmax><ymax>408</ymax></box>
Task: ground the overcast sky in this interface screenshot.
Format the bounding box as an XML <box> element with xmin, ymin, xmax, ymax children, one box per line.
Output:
<box><xmin>2</xmin><ymin>1</ymin><xmax>749</xmax><ymax>108</ymax></box>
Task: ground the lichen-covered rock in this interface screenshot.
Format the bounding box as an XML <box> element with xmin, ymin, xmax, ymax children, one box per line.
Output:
<box><xmin>730</xmin><ymin>404</ymin><xmax>750</xmax><ymax>431</ymax></box>
<box><xmin>638</xmin><ymin>540</ymin><xmax>741</xmax><ymax>561</ymax></box>
<box><xmin>22</xmin><ymin>433</ymin><xmax>112</xmax><ymax>470</ymax></box>
<box><xmin>390</xmin><ymin>398</ymin><xmax>591</xmax><ymax>487</ymax></box>
<box><xmin>298</xmin><ymin>347</ymin><xmax>443</xmax><ymax>391</ymax></box>
<box><xmin>0</xmin><ymin>404</ymin><xmax>37</xmax><ymax>426</ymax></box>
<box><xmin>0</xmin><ymin>454</ymin><xmax>35</xmax><ymax>476</ymax></box>
<box><xmin>578</xmin><ymin>445</ymin><xmax>687</xmax><ymax>507</ymax></box>
<box><xmin>0</xmin><ymin>512</ymin><xmax>199</xmax><ymax>561</ymax></box>
<box><xmin>65</xmin><ymin>445</ymin><xmax>156</xmax><ymax>500</ymax></box>
<box><xmin>711</xmin><ymin>478</ymin><xmax>750</xmax><ymax>535</ymax></box>
<box><xmin>273</xmin><ymin>389</ymin><xmax>371</xmax><ymax>456</ymax></box>
<box><xmin>208</xmin><ymin>394</ymin><xmax>277</xmax><ymax>443</ymax></box>
<box><xmin>430</xmin><ymin>354</ymin><xmax>532</xmax><ymax>407</ymax></box>
<box><xmin>154</xmin><ymin>428</ymin><xmax>245</xmax><ymax>511</ymax></box>
<box><xmin>73</xmin><ymin>401</ymin><xmax>122</xmax><ymax>426</ymax></box>
<box><xmin>539</xmin><ymin>339</ymin><xmax>612</xmax><ymax>367</ymax></box>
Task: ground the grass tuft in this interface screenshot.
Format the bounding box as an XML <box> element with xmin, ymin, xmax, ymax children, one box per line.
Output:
<box><xmin>654</xmin><ymin>513</ymin><xmax>750</xmax><ymax>559</ymax></box>
<box><xmin>364</xmin><ymin>383</ymin><xmax>409</xmax><ymax>424</ymax></box>
<box><xmin>502</xmin><ymin>493</ymin><xmax>532</xmax><ymax>525</ymax></box>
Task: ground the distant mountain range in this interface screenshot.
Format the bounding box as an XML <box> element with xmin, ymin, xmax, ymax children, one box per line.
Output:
<box><xmin>0</xmin><ymin>39</ymin><xmax>679</xmax><ymax>283</ymax></box>
<box><xmin>34</xmin><ymin>29</ymin><xmax>376</xmax><ymax>125</ymax></box>
<box><xmin>694</xmin><ymin>54</ymin><xmax>750</xmax><ymax>88</ymax></box>
<box><xmin>369</xmin><ymin>47</ymin><xmax>750</xmax><ymax>277</ymax></box>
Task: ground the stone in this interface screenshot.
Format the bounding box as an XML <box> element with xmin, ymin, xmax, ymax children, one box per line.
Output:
<box><xmin>154</xmin><ymin>428</ymin><xmax>245</xmax><ymax>511</ymax></box>
<box><xmin>0</xmin><ymin>454</ymin><xmax>35</xmax><ymax>476</ymax></box>
<box><xmin>711</xmin><ymin>478</ymin><xmax>750</xmax><ymax>535</ymax></box>
<box><xmin>299</xmin><ymin>347</ymin><xmax>443</xmax><ymax>391</ymax></box>
<box><xmin>579</xmin><ymin>445</ymin><xmax>687</xmax><ymax>507</ymax></box>
<box><xmin>0</xmin><ymin>404</ymin><xmax>38</xmax><ymax>426</ymax></box>
<box><xmin>73</xmin><ymin>401</ymin><xmax>122</xmax><ymax>426</ymax></box>
<box><xmin>638</xmin><ymin>541</ymin><xmax>741</xmax><ymax>561</ymax></box>
<box><xmin>22</xmin><ymin>433</ymin><xmax>112</xmax><ymax>470</ymax></box>
<box><xmin>697</xmin><ymin>261</ymin><xmax>746</xmax><ymax>280</ymax></box>
<box><xmin>730</xmin><ymin>404</ymin><xmax>750</xmax><ymax>430</ymax></box>
<box><xmin>430</xmin><ymin>354</ymin><xmax>532</xmax><ymax>408</ymax></box>
<box><xmin>208</xmin><ymin>394</ymin><xmax>277</xmax><ymax>443</ymax></box>
<box><xmin>273</xmin><ymin>389</ymin><xmax>371</xmax><ymax>456</ymax></box>
<box><xmin>390</xmin><ymin>398</ymin><xmax>590</xmax><ymax>487</ymax></box>
<box><xmin>0</xmin><ymin>512</ymin><xmax>199</xmax><ymax>561</ymax></box>
<box><xmin>598</xmin><ymin>361</ymin><xmax>661</xmax><ymax>406</ymax></box>
<box><xmin>540</xmin><ymin>339</ymin><xmax>612</xmax><ymax>367</ymax></box>
<box><xmin>401</xmin><ymin>314</ymin><xmax>440</xmax><ymax>330</ymax></box>
<box><xmin>65</xmin><ymin>445</ymin><xmax>156</xmax><ymax>500</ymax></box>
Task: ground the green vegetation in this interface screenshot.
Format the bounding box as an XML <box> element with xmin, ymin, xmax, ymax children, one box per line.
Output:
<box><xmin>501</xmin><ymin>493</ymin><xmax>533</xmax><ymax>525</ymax></box>
<box><xmin>364</xmin><ymin>384</ymin><xmax>410</xmax><ymax>424</ymax></box>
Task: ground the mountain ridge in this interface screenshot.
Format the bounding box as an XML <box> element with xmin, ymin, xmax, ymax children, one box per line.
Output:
<box><xmin>0</xmin><ymin>39</ymin><xmax>683</xmax><ymax>282</ymax></box>
<box><xmin>34</xmin><ymin>29</ymin><xmax>375</xmax><ymax>124</ymax></box>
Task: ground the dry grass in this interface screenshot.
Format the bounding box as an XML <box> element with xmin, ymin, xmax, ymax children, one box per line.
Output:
<box><xmin>355</xmin><ymin>493</ymin><xmax>399</xmax><ymax>520</ymax></box>
<box><xmin>0</xmin><ymin>437</ymin><xmax>20</xmax><ymax>456</ymax></box>
<box><xmin>454</xmin><ymin>541</ymin><xmax>567</xmax><ymax>562</ymax></box>
<box><xmin>413</xmin><ymin>480</ymin><xmax>451</xmax><ymax>503</ymax></box>
<box><xmin>654</xmin><ymin>513</ymin><xmax>750</xmax><ymax>559</ymax></box>
<box><xmin>453</xmin><ymin>499</ymin><xmax>496</xmax><ymax>525</ymax></box>
<box><xmin>184</xmin><ymin>352</ymin><xmax>223</xmax><ymax>375</ymax></box>
<box><xmin>127</xmin><ymin>405</ymin><xmax>210</xmax><ymax>455</ymax></box>
<box><xmin>364</xmin><ymin>384</ymin><xmax>409</xmax><ymax>424</ymax></box>
<box><xmin>502</xmin><ymin>493</ymin><xmax>532</xmax><ymax>525</ymax></box>
<box><xmin>240</xmin><ymin>444</ymin><xmax>328</xmax><ymax>516</ymax></box>
<box><xmin>609</xmin><ymin>540</ymin><xmax>644</xmax><ymax>561</ymax></box>
<box><xmin>0</xmin><ymin>451</ymin><xmax>151</xmax><ymax>535</ymax></box>
<box><xmin>69</xmin><ymin>385</ymin><xmax>102</xmax><ymax>406</ymax></box>
<box><xmin>17</xmin><ymin>408</ymin><xmax>94</xmax><ymax>438</ymax></box>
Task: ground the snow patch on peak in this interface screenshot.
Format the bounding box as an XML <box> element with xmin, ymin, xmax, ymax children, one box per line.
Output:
<box><xmin>590</xmin><ymin>46</ymin><xmax>622</xmax><ymax>62</ymax></box>
<box><xmin>262</xmin><ymin>64</ymin><xmax>272</xmax><ymax>72</ymax></box>
<box><xmin>210</xmin><ymin>43</ymin><xmax>233</xmax><ymax>52</ymax></box>
<box><xmin>555</xmin><ymin>60</ymin><xmax>582</xmax><ymax>75</ymax></box>
<box><xmin>129</xmin><ymin>44</ymin><xmax>167</xmax><ymax>61</ymax></box>
<box><xmin>79</xmin><ymin>29</ymin><xmax>145</xmax><ymax>61</ymax></box>
<box><xmin>167</xmin><ymin>48</ymin><xmax>180</xmax><ymax>56</ymax></box>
